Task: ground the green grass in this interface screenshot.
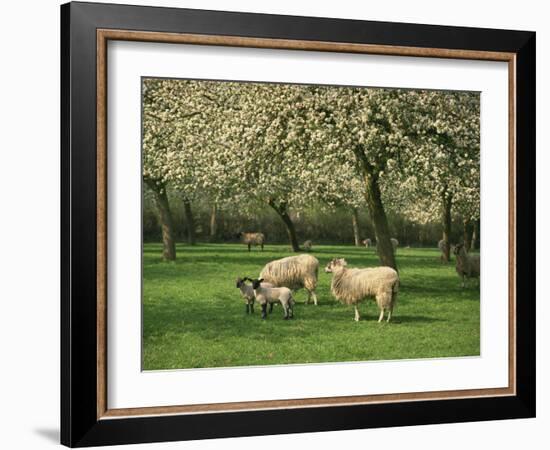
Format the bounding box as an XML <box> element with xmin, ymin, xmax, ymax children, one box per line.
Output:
<box><xmin>142</xmin><ymin>243</ymin><xmax>480</xmax><ymax>370</ymax></box>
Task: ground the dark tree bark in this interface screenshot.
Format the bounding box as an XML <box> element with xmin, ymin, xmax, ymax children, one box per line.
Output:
<box><xmin>268</xmin><ymin>199</ymin><xmax>300</xmax><ymax>252</ymax></box>
<box><xmin>363</xmin><ymin>173</ymin><xmax>397</xmax><ymax>270</ymax></box>
<box><xmin>351</xmin><ymin>208</ymin><xmax>361</xmax><ymax>247</ymax></box>
<box><xmin>145</xmin><ymin>179</ymin><xmax>176</xmax><ymax>261</ymax></box>
<box><xmin>183</xmin><ymin>198</ymin><xmax>196</xmax><ymax>245</ymax></box>
<box><xmin>463</xmin><ymin>219</ymin><xmax>474</xmax><ymax>252</ymax></box>
<box><xmin>441</xmin><ymin>190</ymin><xmax>453</xmax><ymax>263</ymax></box>
<box><xmin>471</xmin><ymin>218</ymin><xmax>480</xmax><ymax>250</ymax></box>
<box><xmin>209</xmin><ymin>203</ymin><xmax>218</xmax><ymax>242</ymax></box>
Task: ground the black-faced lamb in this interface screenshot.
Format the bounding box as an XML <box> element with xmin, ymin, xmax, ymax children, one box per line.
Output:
<box><xmin>453</xmin><ymin>243</ymin><xmax>480</xmax><ymax>288</ymax></box>
<box><xmin>251</xmin><ymin>278</ymin><xmax>295</xmax><ymax>320</ymax></box>
<box><xmin>240</xmin><ymin>232</ymin><xmax>265</xmax><ymax>252</ymax></box>
<box><xmin>235</xmin><ymin>277</ymin><xmax>274</xmax><ymax>314</ymax></box>
<box><xmin>259</xmin><ymin>254</ymin><xmax>319</xmax><ymax>305</ymax></box>
<box><xmin>325</xmin><ymin>258</ymin><xmax>399</xmax><ymax>322</ymax></box>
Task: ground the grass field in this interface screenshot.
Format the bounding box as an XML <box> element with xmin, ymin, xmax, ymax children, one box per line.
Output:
<box><xmin>142</xmin><ymin>243</ymin><xmax>480</xmax><ymax>370</ymax></box>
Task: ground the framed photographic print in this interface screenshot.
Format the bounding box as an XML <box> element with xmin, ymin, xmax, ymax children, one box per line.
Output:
<box><xmin>61</xmin><ymin>1</ymin><xmax>536</xmax><ymax>447</ymax></box>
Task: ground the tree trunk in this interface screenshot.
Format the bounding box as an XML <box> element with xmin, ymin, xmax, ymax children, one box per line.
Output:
<box><xmin>146</xmin><ymin>180</ymin><xmax>176</xmax><ymax>261</ymax></box>
<box><xmin>183</xmin><ymin>198</ymin><xmax>196</xmax><ymax>245</ymax></box>
<box><xmin>463</xmin><ymin>219</ymin><xmax>474</xmax><ymax>252</ymax></box>
<box><xmin>209</xmin><ymin>203</ymin><xmax>218</xmax><ymax>242</ymax></box>
<box><xmin>351</xmin><ymin>208</ymin><xmax>361</xmax><ymax>247</ymax></box>
<box><xmin>363</xmin><ymin>173</ymin><xmax>397</xmax><ymax>270</ymax></box>
<box><xmin>268</xmin><ymin>200</ymin><xmax>300</xmax><ymax>252</ymax></box>
<box><xmin>441</xmin><ymin>191</ymin><xmax>452</xmax><ymax>263</ymax></box>
<box><xmin>471</xmin><ymin>219</ymin><xmax>480</xmax><ymax>250</ymax></box>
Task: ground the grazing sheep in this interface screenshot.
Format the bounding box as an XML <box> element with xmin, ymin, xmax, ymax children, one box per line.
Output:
<box><xmin>236</xmin><ymin>277</ymin><xmax>274</xmax><ymax>314</ymax></box>
<box><xmin>453</xmin><ymin>243</ymin><xmax>480</xmax><ymax>288</ymax></box>
<box><xmin>260</xmin><ymin>254</ymin><xmax>319</xmax><ymax>305</ymax></box>
<box><xmin>240</xmin><ymin>232</ymin><xmax>265</xmax><ymax>252</ymax></box>
<box><xmin>325</xmin><ymin>258</ymin><xmax>399</xmax><ymax>322</ymax></box>
<box><xmin>362</xmin><ymin>238</ymin><xmax>372</xmax><ymax>248</ymax></box>
<box><xmin>303</xmin><ymin>240</ymin><xmax>313</xmax><ymax>251</ymax></box>
<box><xmin>251</xmin><ymin>278</ymin><xmax>295</xmax><ymax>320</ymax></box>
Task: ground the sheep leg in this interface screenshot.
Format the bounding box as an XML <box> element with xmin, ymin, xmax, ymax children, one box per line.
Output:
<box><xmin>245</xmin><ymin>304</ymin><xmax>250</xmax><ymax>314</ymax></box>
<box><xmin>261</xmin><ymin>304</ymin><xmax>267</xmax><ymax>320</ymax></box>
<box><xmin>354</xmin><ymin>306</ymin><xmax>360</xmax><ymax>322</ymax></box>
<box><xmin>462</xmin><ymin>274</ymin><xmax>466</xmax><ymax>289</ymax></box>
<box><xmin>261</xmin><ymin>243</ymin><xmax>264</xmax><ymax>251</ymax></box>
<box><xmin>386</xmin><ymin>307</ymin><xmax>393</xmax><ymax>323</ymax></box>
<box><xmin>248</xmin><ymin>243</ymin><xmax>251</xmax><ymax>252</ymax></box>
<box><xmin>378</xmin><ymin>309</ymin><xmax>385</xmax><ymax>323</ymax></box>
<box><xmin>250</xmin><ymin>304</ymin><xmax>254</xmax><ymax>314</ymax></box>
<box><xmin>307</xmin><ymin>289</ymin><xmax>318</xmax><ymax>306</ymax></box>
<box><xmin>282</xmin><ymin>303</ymin><xmax>289</xmax><ymax>320</ymax></box>
<box><xmin>269</xmin><ymin>303</ymin><xmax>274</xmax><ymax>314</ymax></box>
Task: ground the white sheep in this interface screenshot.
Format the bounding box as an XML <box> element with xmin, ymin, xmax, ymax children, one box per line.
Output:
<box><xmin>303</xmin><ymin>240</ymin><xmax>313</xmax><ymax>251</ymax></box>
<box><xmin>259</xmin><ymin>254</ymin><xmax>319</xmax><ymax>305</ymax></box>
<box><xmin>240</xmin><ymin>232</ymin><xmax>265</xmax><ymax>252</ymax></box>
<box><xmin>235</xmin><ymin>277</ymin><xmax>274</xmax><ymax>314</ymax></box>
<box><xmin>325</xmin><ymin>258</ymin><xmax>399</xmax><ymax>322</ymax></box>
<box><xmin>362</xmin><ymin>238</ymin><xmax>372</xmax><ymax>248</ymax></box>
<box><xmin>251</xmin><ymin>278</ymin><xmax>295</xmax><ymax>320</ymax></box>
<box><xmin>453</xmin><ymin>243</ymin><xmax>480</xmax><ymax>288</ymax></box>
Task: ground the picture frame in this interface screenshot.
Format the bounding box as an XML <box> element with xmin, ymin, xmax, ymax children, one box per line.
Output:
<box><xmin>60</xmin><ymin>1</ymin><xmax>535</xmax><ymax>447</ymax></box>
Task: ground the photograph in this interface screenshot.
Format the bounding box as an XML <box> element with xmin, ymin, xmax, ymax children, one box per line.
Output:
<box><xmin>141</xmin><ymin>78</ymin><xmax>481</xmax><ymax>370</ymax></box>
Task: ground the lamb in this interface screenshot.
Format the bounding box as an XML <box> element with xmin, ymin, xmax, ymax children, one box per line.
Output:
<box><xmin>240</xmin><ymin>232</ymin><xmax>265</xmax><ymax>252</ymax></box>
<box><xmin>362</xmin><ymin>238</ymin><xmax>372</xmax><ymax>248</ymax></box>
<box><xmin>259</xmin><ymin>254</ymin><xmax>319</xmax><ymax>305</ymax></box>
<box><xmin>235</xmin><ymin>277</ymin><xmax>274</xmax><ymax>314</ymax></box>
<box><xmin>453</xmin><ymin>243</ymin><xmax>480</xmax><ymax>288</ymax></box>
<box><xmin>250</xmin><ymin>278</ymin><xmax>295</xmax><ymax>320</ymax></box>
<box><xmin>324</xmin><ymin>258</ymin><xmax>399</xmax><ymax>322</ymax></box>
<box><xmin>303</xmin><ymin>240</ymin><xmax>313</xmax><ymax>251</ymax></box>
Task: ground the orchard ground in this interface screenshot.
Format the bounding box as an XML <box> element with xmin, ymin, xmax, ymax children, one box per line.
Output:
<box><xmin>142</xmin><ymin>243</ymin><xmax>480</xmax><ymax>370</ymax></box>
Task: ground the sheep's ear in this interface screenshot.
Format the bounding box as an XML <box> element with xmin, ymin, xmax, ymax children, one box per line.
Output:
<box><xmin>259</xmin><ymin>278</ymin><xmax>264</xmax><ymax>283</ymax></box>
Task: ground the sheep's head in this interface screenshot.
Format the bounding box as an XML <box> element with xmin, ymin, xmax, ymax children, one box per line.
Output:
<box><xmin>325</xmin><ymin>258</ymin><xmax>347</xmax><ymax>273</ymax></box>
<box><xmin>251</xmin><ymin>278</ymin><xmax>264</xmax><ymax>289</ymax></box>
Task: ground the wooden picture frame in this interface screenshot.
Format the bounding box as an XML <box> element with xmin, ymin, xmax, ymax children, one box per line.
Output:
<box><xmin>61</xmin><ymin>1</ymin><xmax>535</xmax><ymax>447</ymax></box>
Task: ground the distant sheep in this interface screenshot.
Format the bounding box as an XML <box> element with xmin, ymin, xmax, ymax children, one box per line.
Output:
<box><xmin>251</xmin><ymin>278</ymin><xmax>295</xmax><ymax>320</ymax></box>
<box><xmin>240</xmin><ymin>232</ymin><xmax>265</xmax><ymax>252</ymax></box>
<box><xmin>362</xmin><ymin>238</ymin><xmax>372</xmax><ymax>248</ymax></box>
<box><xmin>260</xmin><ymin>254</ymin><xmax>319</xmax><ymax>305</ymax></box>
<box><xmin>235</xmin><ymin>277</ymin><xmax>273</xmax><ymax>314</ymax></box>
<box><xmin>325</xmin><ymin>258</ymin><xmax>399</xmax><ymax>322</ymax></box>
<box><xmin>453</xmin><ymin>243</ymin><xmax>480</xmax><ymax>288</ymax></box>
<box><xmin>303</xmin><ymin>240</ymin><xmax>313</xmax><ymax>251</ymax></box>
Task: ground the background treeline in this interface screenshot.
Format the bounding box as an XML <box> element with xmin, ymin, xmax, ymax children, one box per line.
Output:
<box><xmin>143</xmin><ymin>193</ymin><xmax>477</xmax><ymax>248</ymax></box>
